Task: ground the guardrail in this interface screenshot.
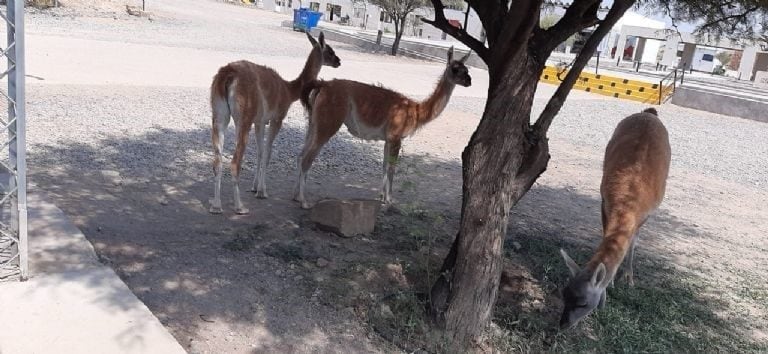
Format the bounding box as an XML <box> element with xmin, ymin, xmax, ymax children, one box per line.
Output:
<box><xmin>657</xmin><ymin>67</ymin><xmax>684</xmax><ymax>104</ymax></box>
<box><xmin>540</xmin><ymin>65</ymin><xmax>685</xmax><ymax>105</ymax></box>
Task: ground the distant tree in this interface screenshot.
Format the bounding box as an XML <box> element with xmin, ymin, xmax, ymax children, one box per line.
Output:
<box><xmin>419</xmin><ymin>0</ymin><xmax>768</xmax><ymax>349</ymax></box>
<box><xmin>370</xmin><ymin>0</ymin><xmax>429</xmax><ymax>55</ymax></box>
<box><xmin>29</xmin><ymin>0</ymin><xmax>56</xmax><ymax>8</ymax></box>
<box><xmin>539</xmin><ymin>13</ymin><xmax>560</xmax><ymax>29</ymax></box>
<box><xmin>443</xmin><ymin>0</ymin><xmax>464</xmax><ymax>10</ymax></box>
<box><xmin>540</xmin><ymin>13</ymin><xmax>576</xmax><ymax>49</ymax></box>
<box><xmin>715</xmin><ymin>51</ymin><xmax>732</xmax><ymax>68</ymax></box>
<box><xmin>729</xmin><ymin>50</ymin><xmax>743</xmax><ymax>70</ymax></box>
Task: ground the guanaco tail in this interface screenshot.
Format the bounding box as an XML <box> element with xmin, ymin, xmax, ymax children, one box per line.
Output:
<box><xmin>209</xmin><ymin>32</ymin><xmax>340</xmax><ymax>215</ymax></box>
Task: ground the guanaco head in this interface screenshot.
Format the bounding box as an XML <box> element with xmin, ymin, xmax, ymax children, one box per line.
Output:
<box><xmin>445</xmin><ymin>46</ymin><xmax>472</xmax><ymax>87</ymax></box>
<box><xmin>306</xmin><ymin>31</ymin><xmax>341</xmax><ymax>68</ymax></box>
<box><xmin>559</xmin><ymin>249</ymin><xmax>608</xmax><ymax>330</ymax></box>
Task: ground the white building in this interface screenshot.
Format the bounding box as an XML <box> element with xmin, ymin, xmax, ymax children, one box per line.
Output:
<box><xmin>258</xmin><ymin>0</ymin><xmax>482</xmax><ymax>43</ymax></box>
<box><xmin>259</xmin><ymin>0</ymin><xmax>766</xmax><ymax>80</ymax></box>
<box><xmin>738</xmin><ymin>45</ymin><xmax>768</xmax><ymax>81</ymax></box>
<box><xmin>597</xmin><ymin>11</ymin><xmax>666</xmax><ymax>64</ymax></box>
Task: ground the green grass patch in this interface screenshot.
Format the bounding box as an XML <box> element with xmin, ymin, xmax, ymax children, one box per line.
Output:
<box><xmin>495</xmin><ymin>236</ymin><xmax>768</xmax><ymax>353</ymax></box>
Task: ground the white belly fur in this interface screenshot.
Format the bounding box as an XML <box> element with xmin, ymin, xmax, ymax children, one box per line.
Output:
<box><xmin>343</xmin><ymin>103</ymin><xmax>387</xmax><ymax>141</ymax></box>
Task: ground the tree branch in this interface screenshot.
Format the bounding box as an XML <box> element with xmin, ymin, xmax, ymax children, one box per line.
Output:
<box><xmin>495</xmin><ymin>0</ymin><xmax>538</xmax><ymax>49</ymax></box>
<box><xmin>699</xmin><ymin>5</ymin><xmax>760</xmax><ymax>32</ymax></box>
<box><xmin>423</xmin><ymin>0</ymin><xmax>490</xmax><ymax>61</ymax></box>
<box><xmin>535</xmin><ymin>0</ymin><xmax>601</xmax><ymax>53</ymax></box>
<box><xmin>466</xmin><ymin>0</ymin><xmax>504</xmax><ymax>46</ymax></box>
<box><xmin>493</xmin><ymin>0</ymin><xmax>543</xmax><ymax>70</ymax></box>
<box><xmin>533</xmin><ymin>0</ymin><xmax>636</xmax><ymax>135</ymax></box>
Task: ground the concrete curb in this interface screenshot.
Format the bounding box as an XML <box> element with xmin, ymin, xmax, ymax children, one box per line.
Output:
<box><xmin>0</xmin><ymin>191</ymin><xmax>185</xmax><ymax>354</ymax></box>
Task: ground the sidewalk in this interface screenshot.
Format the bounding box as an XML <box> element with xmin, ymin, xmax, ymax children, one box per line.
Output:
<box><xmin>0</xmin><ymin>189</ymin><xmax>185</xmax><ymax>354</ymax></box>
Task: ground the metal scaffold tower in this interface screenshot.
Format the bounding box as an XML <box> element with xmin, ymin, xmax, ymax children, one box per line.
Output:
<box><xmin>0</xmin><ymin>0</ymin><xmax>27</xmax><ymax>281</ymax></box>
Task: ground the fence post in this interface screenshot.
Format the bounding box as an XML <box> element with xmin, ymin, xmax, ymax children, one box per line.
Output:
<box><xmin>681</xmin><ymin>66</ymin><xmax>685</xmax><ymax>86</ymax></box>
<box><xmin>673</xmin><ymin>69</ymin><xmax>677</xmax><ymax>91</ymax></box>
<box><xmin>658</xmin><ymin>79</ymin><xmax>662</xmax><ymax>105</ymax></box>
<box><xmin>595</xmin><ymin>51</ymin><xmax>600</xmax><ymax>75</ymax></box>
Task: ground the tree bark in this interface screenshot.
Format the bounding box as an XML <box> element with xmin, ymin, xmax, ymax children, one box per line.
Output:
<box><xmin>391</xmin><ymin>17</ymin><xmax>405</xmax><ymax>56</ymax></box>
<box><xmin>429</xmin><ymin>49</ymin><xmax>551</xmax><ymax>348</ymax></box>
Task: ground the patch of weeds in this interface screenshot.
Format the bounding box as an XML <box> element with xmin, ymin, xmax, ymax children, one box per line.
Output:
<box><xmin>729</xmin><ymin>268</ymin><xmax>768</xmax><ymax>310</ymax></box>
<box><xmin>494</xmin><ymin>234</ymin><xmax>768</xmax><ymax>353</ymax></box>
<box><xmin>397</xmin><ymin>154</ymin><xmax>426</xmax><ymax>196</ymax></box>
<box><xmin>222</xmin><ymin>224</ymin><xmax>268</xmax><ymax>252</ymax></box>
<box><xmin>369</xmin><ymin>291</ymin><xmax>432</xmax><ymax>351</ymax></box>
<box><xmin>314</xmin><ymin>263</ymin><xmax>372</xmax><ymax>308</ymax></box>
<box><xmin>504</xmin><ymin>236</ymin><xmax>579</xmax><ymax>293</ymax></box>
<box><xmin>262</xmin><ymin>240</ymin><xmax>317</xmax><ymax>263</ymax></box>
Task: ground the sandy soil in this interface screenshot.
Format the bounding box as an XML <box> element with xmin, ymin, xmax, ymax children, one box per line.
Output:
<box><xmin>18</xmin><ymin>0</ymin><xmax>768</xmax><ymax>352</ymax></box>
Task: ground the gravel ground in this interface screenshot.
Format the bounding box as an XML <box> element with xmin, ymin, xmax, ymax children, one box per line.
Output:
<box><xmin>17</xmin><ymin>0</ymin><xmax>768</xmax><ymax>352</ymax></box>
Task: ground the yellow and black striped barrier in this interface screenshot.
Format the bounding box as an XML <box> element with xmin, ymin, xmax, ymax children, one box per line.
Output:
<box><xmin>540</xmin><ymin>66</ymin><xmax>672</xmax><ymax>104</ymax></box>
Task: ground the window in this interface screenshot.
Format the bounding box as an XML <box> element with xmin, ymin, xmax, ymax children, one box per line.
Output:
<box><xmin>309</xmin><ymin>2</ymin><xmax>320</xmax><ymax>11</ymax></box>
<box><xmin>326</xmin><ymin>4</ymin><xmax>341</xmax><ymax>16</ymax></box>
<box><xmin>702</xmin><ymin>54</ymin><xmax>714</xmax><ymax>62</ymax></box>
<box><xmin>379</xmin><ymin>12</ymin><xmax>392</xmax><ymax>23</ymax></box>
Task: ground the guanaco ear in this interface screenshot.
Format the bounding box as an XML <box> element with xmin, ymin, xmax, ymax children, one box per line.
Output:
<box><xmin>590</xmin><ymin>263</ymin><xmax>607</xmax><ymax>287</ymax></box>
<box><xmin>447</xmin><ymin>46</ymin><xmax>454</xmax><ymax>63</ymax></box>
<box><xmin>318</xmin><ymin>31</ymin><xmax>326</xmax><ymax>48</ymax></box>
<box><xmin>306</xmin><ymin>32</ymin><xmax>319</xmax><ymax>48</ymax></box>
<box><xmin>598</xmin><ymin>289</ymin><xmax>607</xmax><ymax>309</ymax></box>
<box><xmin>560</xmin><ymin>249</ymin><xmax>580</xmax><ymax>277</ymax></box>
<box><xmin>460</xmin><ymin>50</ymin><xmax>472</xmax><ymax>63</ymax></box>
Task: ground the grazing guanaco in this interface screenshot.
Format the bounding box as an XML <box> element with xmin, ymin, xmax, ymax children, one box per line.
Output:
<box><xmin>559</xmin><ymin>107</ymin><xmax>671</xmax><ymax>329</ymax></box>
<box><xmin>209</xmin><ymin>32</ymin><xmax>340</xmax><ymax>214</ymax></box>
<box><xmin>294</xmin><ymin>47</ymin><xmax>472</xmax><ymax>209</ymax></box>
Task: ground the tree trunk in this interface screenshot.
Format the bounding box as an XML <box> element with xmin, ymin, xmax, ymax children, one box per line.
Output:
<box><xmin>391</xmin><ymin>18</ymin><xmax>404</xmax><ymax>56</ymax></box>
<box><xmin>429</xmin><ymin>49</ymin><xmax>551</xmax><ymax>348</ymax></box>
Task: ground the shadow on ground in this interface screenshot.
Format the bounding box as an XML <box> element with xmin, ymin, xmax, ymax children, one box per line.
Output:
<box><xmin>28</xmin><ymin>123</ymin><xmax>766</xmax><ymax>352</ymax></box>
<box><xmin>494</xmin><ymin>185</ymin><xmax>766</xmax><ymax>352</ymax></box>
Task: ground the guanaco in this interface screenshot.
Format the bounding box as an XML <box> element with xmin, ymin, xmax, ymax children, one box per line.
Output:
<box><xmin>294</xmin><ymin>47</ymin><xmax>472</xmax><ymax>209</ymax></box>
<box><xmin>209</xmin><ymin>32</ymin><xmax>340</xmax><ymax>214</ymax></box>
<box><xmin>559</xmin><ymin>107</ymin><xmax>671</xmax><ymax>329</ymax></box>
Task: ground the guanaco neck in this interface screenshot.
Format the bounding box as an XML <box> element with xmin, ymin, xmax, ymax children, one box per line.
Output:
<box><xmin>416</xmin><ymin>70</ymin><xmax>456</xmax><ymax>126</ymax></box>
<box><xmin>289</xmin><ymin>47</ymin><xmax>322</xmax><ymax>100</ymax></box>
<box><xmin>585</xmin><ymin>211</ymin><xmax>640</xmax><ymax>284</ymax></box>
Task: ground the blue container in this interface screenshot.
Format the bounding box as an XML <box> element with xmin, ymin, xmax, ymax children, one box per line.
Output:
<box><xmin>293</xmin><ymin>8</ymin><xmax>303</xmax><ymax>28</ymax></box>
<box><xmin>293</xmin><ymin>8</ymin><xmax>306</xmax><ymax>31</ymax></box>
<box><xmin>306</xmin><ymin>11</ymin><xmax>322</xmax><ymax>29</ymax></box>
<box><xmin>292</xmin><ymin>8</ymin><xmax>322</xmax><ymax>32</ymax></box>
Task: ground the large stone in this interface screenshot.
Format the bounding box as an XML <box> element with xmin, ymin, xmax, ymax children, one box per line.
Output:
<box><xmin>309</xmin><ymin>199</ymin><xmax>381</xmax><ymax>237</ymax></box>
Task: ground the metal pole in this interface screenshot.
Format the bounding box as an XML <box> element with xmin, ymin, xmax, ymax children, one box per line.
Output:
<box><xmin>595</xmin><ymin>51</ymin><xmax>600</xmax><ymax>75</ymax></box>
<box><xmin>681</xmin><ymin>66</ymin><xmax>685</xmax><ymax>86</ymax></box>
<box><xmin>13</xmin><ymin>0</ymin><xmax>26</xmax><ymax>281</ymax></box>
<box><xmin>673</xmin><ymin>68</ymin><xmax>677</xmax><ymax>93</ymax></box>
<box><xmin>658</xmin><ymin>79</ymin><xmax>662</xmax><ymax>105</ymax></box>
<box><xmin>4</xmin><ymin>0</ymin><xmax>26</xmax><ymax>280</ymax></box>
